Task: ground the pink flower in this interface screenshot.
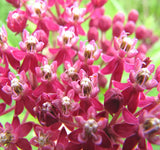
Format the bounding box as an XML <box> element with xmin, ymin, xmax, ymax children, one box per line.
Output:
<box><xmin>57</xmin><ymin>26</ymin><xmax>79</xmax><ymax>48</ymax></box>
<box><xmin>61</xmin><ymin>60</ymin><xmax>81</xmax><ymax>86</ymax></box>
<box><xmin>49</xmin><ymin>26</ymin><xmax>78</xmax><ymax>66</ymax></box>
<box><xmin>64</xmin><ymin>2</ymin><xmax>86</xmax><ymax>35</ymax></box>
<box><xmin>33</xmin><ymin>58</ymin><xmax>64</xmax><ymax>97</ymax></box>
<box><xmin>30</xmin><ymin>125</ymin><xmax>59</xmax><ymax>149</ymax></box>
<box><xmin>13</xmin><ymin>30</ymin><xmax>45</xmax><ymax>73</ymax></box>
<box><xmin>68</xmin><ymin>106</ymin><xmax>111</xmax><ymax>149</ymax></box>
<box><xmin>2</xmin><ymin>71</ymin><xmax>36</xmax><ymax>116</ymax></box>
<box><xmin>101</xmin><ymin>31</ymin><xmax>138</xmax><ymax>87</ymax></box>
<box><xmin>71</xmin><ymin>69</ymin><xmax>99</xmax><ymax>100</ymax></box>
<box><xmin>78</xmin><ymin>40</ymin><xmax>102</xmax><ymax>65</ymax></box>
<box><xmin>0</xmin><ymin>116</ymin><xmax>32</xmax><ymax>150</ymax></box>
<box><xmin>113</xmin><ymin>59</ymin><xmax>158</xmax><ymax>113</ymax></box>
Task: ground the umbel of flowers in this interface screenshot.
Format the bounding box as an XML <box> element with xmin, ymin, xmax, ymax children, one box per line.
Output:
<box><xmin>0</xmin><ymin>0</ymin><xmax>159</xmax><ymax>149</ymax></box>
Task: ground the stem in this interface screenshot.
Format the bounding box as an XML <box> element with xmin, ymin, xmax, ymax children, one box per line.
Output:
<box><xmin>47</xmin><ymin>9</ymin><xmax>58</xmax><ymax>23</ymax></box>
<box><xmin>109</xmin><ymin>110</ymin><xmax>121</xmax><ymax>126</ymax></box>
<box><xmin>22</xmin><ymin>111</ymin><xmax>29</xmax><ymax>123</ymax></box>
<box><xmin>55</xmin><ymin>1</ymin><xmax>61</xmax><ymax>17</ymax></box>
<box><xmin>0</xmin><ymin>106</ymin><xmax>15</xmax><ymax>116</ymax></box>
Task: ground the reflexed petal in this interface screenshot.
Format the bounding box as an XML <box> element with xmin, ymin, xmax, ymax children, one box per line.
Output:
<box><xmin>123</xmin><ymin>134</ymin><xmax>140</xmax><ymax>150</ymax></box>
<box><xmin>122</xmin><ymin>108</ymin><xmax>138</xmax><ymax>124</ymax></box>
<box><xmin>113</xmin><ymin>123</ymin><xmax>137</xmax><ymax>137</ymax></box>
<box><xmin>16</xmin><ymin>122</ymin><xmax>33</xmax><ymax>138</ymax></box>
<box><xmin>16</xmin><ymin>138</ymin><xmax>32</xmax><ymax>150</ymax></box>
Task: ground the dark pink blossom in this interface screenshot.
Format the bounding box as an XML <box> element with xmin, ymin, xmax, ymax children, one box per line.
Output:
<box><xmin>68</xmin><ymin>106</ymin><xmax>111</xmax><ymax>150</ymax></box>
<box><xmin>78</xmin><ymin>40</ymin><xmax>102</xmax><ymax>65</ymax></box>
<box><xmin>2</xmin><ymin>71</ymin><xmax>36</xmax><ymax>116</ymax></box>
<box><xmin>0</xmin><ymin>116</ymin><xmax>32</xmax><ymax>150</ymax></box>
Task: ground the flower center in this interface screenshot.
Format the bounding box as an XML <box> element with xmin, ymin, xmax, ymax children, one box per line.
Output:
<box><xmin>25</xmin><ymin>35</ymin><xmax>38</xmax><ymax>51</ymax></box>
<box><xmin>80</xmin><ymin>77</ymin><xmax>92</xmax><ymax>96</ymax></box>
<box><xmin>11</xmin><ymin>78</ymin><xmax>23</xmax><ymax>95</ymax></box>
<box><xmin>72</xmin><ymin>7</ymin><xmax>80</xmax><ymax>22</ymax></box>
<box><xmin>143</xmin><ymin>118</ymin><xmax>160</xmax><ymax>135</ymax></box>
<box><xmin>12</xmin><ymin>13</ymin><xmax>19</xmax><ymax>19</ymax></box>
<box><xmin>62</xmin><ymin>96</ymin><xmax>71</xmax><ymax>106</ymax></box>
<box><xmin>136</xmin><ymin>68</ymin><xmax>150</xmax><ymax>85</ymax></box>
<box><xmin>120</xmin><ymin>37</ymin><xmax>134</xmax><ymax>52</ymax></box>
<box><xmin>33</xmin><ymin>1</ymin><xmax>46</xmax><ymax>17</ymax></box>
<box><xmin>42</xmin><ymin>64</ymin><xmax>52</xmax><ymax>80</ymax></box>
<box><xmin>0</xmin><ymin>131</ymin><xmax>13</xmax><ymax>146</ymax></box>
<box><xmin>84</xmin><ymin>44</ymin><xmax>95</xmax><ymax>59</ymax></box>
<box><xmin>84</xmin><ymin>119</ymin><xmax>98</xmax><ymax>134</ymax></box>
<box><xmin>42</xmin><ymin>102</ymin><xmax>52</xmax><ymax>112</ymax></box>
<box><xmin>63</xmin><ymin>31</ymin><xmax>74</xmax><ymax>45</ymax></box>
<box><xmin>66</xmin><ymin>67</ymin><xmax>78</xmax><ymax>81</ymax></box>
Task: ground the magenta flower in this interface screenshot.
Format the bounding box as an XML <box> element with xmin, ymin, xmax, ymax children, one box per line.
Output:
<box><xmin>113</xmin><ymin>107</ymin><xmax>160</xmax><ymax>150</ymax></box>
<box><xmin>49</xmin><ymin>26</ymin><xmax>79</xmax><ymax>66</ymax></box>
<box><xmin>33</xmin><ymin>58</ymin><xmax>64</xmax><ymax>97</ymax></box>
<box><xmin>13</xmin><ymin>29</ymin><xmax>45</xmax><ymax>73</ymax></box>
<box><xmin>78</xmin><ymin>40</ymin><xmax>102</xmax><ymax>65</ymax></box>
<box><xmin>71</xmin><ymin>69</ymin><xmax>99</xmax><ymax>100</ymax></box>
<box><xmin>68</xmin><ymin>106</ymin><xmax>111</xmax><ymax>150</ymax></box>
<box><xmin>61</xmin><ymin>60</ymin><xmax>81</xmax><ymax>86</ymax></box>
<box><xmin>30</xmin><ymin>125</ymin><xmax>59</xmax><ymax>149</ymax></box>
<box><xmin>101</xmin><ymin>31</ymin><xmax>138</xmax><ymax>87</ymax></box>
<box><xmin>113</xmin><ymin>59</ymin><xmax>158</xmax><ymax>113</ymax></box>
<box><xmin>0</xmin><ymin>116</ymin><xmax>33</xmax><ymax>150</ymax></box>
<box><xmin>64</xmin><ymin>2</ymin><xmax>86</xmax><ymax>35</ymax></box>
<box><xmin>2</xmin><ymin>71</ymin><xmax>36</xmax><ymax>116</ymax></box>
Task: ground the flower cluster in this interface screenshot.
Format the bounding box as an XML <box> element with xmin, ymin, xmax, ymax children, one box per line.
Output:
<box><xmin>0</xmin><ymin>0</ymin><xmax>159</xmax><ymax>150</ymax></box>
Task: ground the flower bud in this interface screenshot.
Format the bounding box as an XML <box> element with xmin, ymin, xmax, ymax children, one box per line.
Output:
<box><xmin>98</xmin><ymin>73</ymin><xmax>107</xmax><ymax>88</ymax></box>
<box><xmin>91</xmin><ymin>0</ymin><xmax>108</xmax><ymax>8</ymax></box>
<box><xmin>137</xmin><ymin>44</ymin><xmax>147</xmax><ymax>54</ymax></box>
<box><xmin>124</xmin><ymin>21</ymin><xmax>135</xmax><ymax>35</ymax></box>
<box><xmin>87</xmin><ymin>27</ymin><xmax>99</xmax><ymax>42</ymax></box>
<box><xmin>112</xmin><ymin>21</ymin><xmax>123</xmax><ymax>37</ymax></box>
<box><xmin>89</xmin><ymin>18</ymin><xmax>99</xmax><ymax>28</ymax></box>
<box><xmin>98</xmin><ymin>16</ymin><xmax>112</xmax><ymax>32</ymax></box>
<box><xmin>6</xmin><ymin>0</ymin><xmax>20</xmax><ymax>8</ymax></box>
<box><xmin>104</xmin><ymin>88</ymin><xmax>124</xmax><ymax>114</ymax></box>
<box><xmin>155</xmin><ymin>66</ymin><xmax>160</xmax><ymax>82</ymax></box>
<box><xmin>101</xmin><ymin>39</ymin><xmax>111</xmax><ymax>53</ymax></box>
<box><xmin>135</xmin><ymin>25</ymin><xmax>146</xmax><ymax>40</ymax></box>
<box><xmin>7</xmin><ymin>9</ymin><xmax>27</xmax><ymax>33</ymax></box>
<box><xmin>128</xmin><ymin>9</ymin><xmax>139</xmax><ymax>23</ymax></box>
<box><xmin>113</xmin><ymin>12</ymin><xmax>125</xmax><ymax>24</ymax></box>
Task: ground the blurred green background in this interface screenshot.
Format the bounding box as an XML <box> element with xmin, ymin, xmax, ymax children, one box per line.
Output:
<box><xmin>0</xmin><ymin>0</ymin><xmax>160</xmax><ymax>149</ymax></box>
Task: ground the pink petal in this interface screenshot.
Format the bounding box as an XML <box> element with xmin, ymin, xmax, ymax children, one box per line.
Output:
<box><xmin>122</xmin><ymin>108</ymin><xmax>138</xmax><ymax>124</ymax></box>
<box><xmin>113</xmin><ymin>123</ymin><xmax>137</xmax><ymax>138</ymax></box>
<box><xmin>16</xmin><ymin>138</ymin><xmax>32</xmax><ymax>150</ymax></box>
<box><xmin>101</xmin><ymin>54</ymin><xmax>114</xmax><ymax>63</ymax></box>
<box><xmin>15</xmin><ymin>100</ymin><xmax>24</xmax><ymax>115</ymax></box>
<box><xmin>123</xmin><ymin>134</ymin><xmax>140</xmax><ymax>150</ymax></box>
<box><xmin>16</xmin><ymin>122</ymin><xmax>33</xmax><ymax>138</ymax></box>
<box><xmin>12</xmin><ymin>116</ymin><xmax>20</xmax><ymax>130</ymax></box>
<box><xmin>112</xmin><ymin>80</ymin><xmax>130</xmax><ymax>90</ymax></box>
<box><xmin>0</xmin><ymin>103</ymin><xmax>6</xmax><ymax>114</ymax></box>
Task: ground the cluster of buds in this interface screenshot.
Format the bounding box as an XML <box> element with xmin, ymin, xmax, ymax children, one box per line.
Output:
<box><xmin>0</xmin><ymin>0</ymin><xmax>159</xmax><ymax>150</ymax></box>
